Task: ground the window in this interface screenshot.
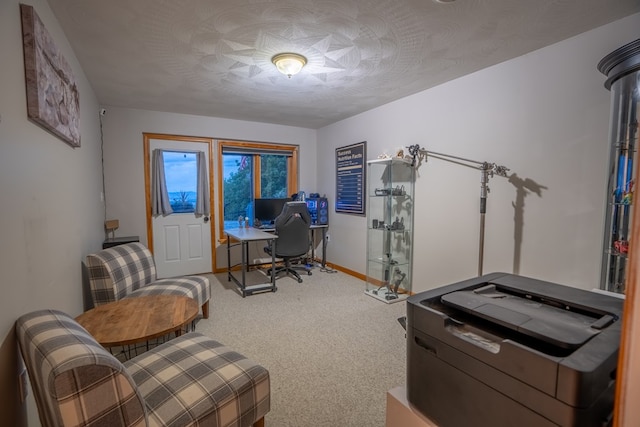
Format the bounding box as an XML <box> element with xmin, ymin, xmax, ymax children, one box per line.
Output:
<box><xmin>163</xmin><ymin>151</ymin><xmax>198</xmax><ymax>213</ymax></box>
<box><xmin>218</xmin><ymin>141</ymin><xmax>298</xmax><ymax>235</ymax></box>
<box><xmin>260</xmin><ymin>155</ymin><xmax>288</xmax><ymax>198</ymax></box>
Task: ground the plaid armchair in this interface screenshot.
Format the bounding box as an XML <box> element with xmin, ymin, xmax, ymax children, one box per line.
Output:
<box><xmin>85</xmin><ymin>242</ymin><xmax>211</xmax><ymax>318</ymax></box>
<box><xmin>16</xmin><ymin>309</ymin><xmax>270</xmax><ymax>427</ymax></box>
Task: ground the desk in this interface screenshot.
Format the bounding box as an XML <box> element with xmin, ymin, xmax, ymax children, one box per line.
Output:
<box><xmin>102</xmin><ymin>235</ymin><xmax>139</xmax><ymax>249</ymax></box>
<box><xmin>76</xmin><ymin>295</ymin><xmax>198</xmax><ymax>356</ymax></box>
<box><xmin>225</xmin><ymin>227</ymin><xmax>278</xmax><ymax>297</ymax></box>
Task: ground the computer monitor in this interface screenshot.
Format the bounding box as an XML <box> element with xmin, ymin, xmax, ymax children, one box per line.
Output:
<box><xmin>254</xmin><ymin>198</ymin><xmax>290</xmax><ymax>224</ymax></box>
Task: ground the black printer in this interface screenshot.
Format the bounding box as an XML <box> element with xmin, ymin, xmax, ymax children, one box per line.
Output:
<box><xmin>406</xmin><ymin>273</ymin><xmax>623</xmax><ymax>427</ymax></box>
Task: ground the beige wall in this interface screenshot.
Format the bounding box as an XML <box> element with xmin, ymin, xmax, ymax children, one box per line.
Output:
<box><xmin>99</xmin><ymin>107</ymin><xmax>317</xmax><ymax>270</ymax></box>
<box><xmin>316</xmin><ymin>13</ymin><xmax>640</xmax><ymax>293</ymax></box>
<box><xmin>0</xmin><ymin>0</ymin><xmax>105</xmax><ymax>425</ymax></box>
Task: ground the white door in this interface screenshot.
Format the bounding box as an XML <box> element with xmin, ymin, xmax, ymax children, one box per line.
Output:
<box><xmin>149</xmin><ymin>138</ymin><xmax>212</xmax><ymax>278</ymax></box>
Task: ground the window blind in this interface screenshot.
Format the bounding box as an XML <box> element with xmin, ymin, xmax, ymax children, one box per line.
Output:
<box><xmin>221</xmin><ymin>145</ymin><xmax>294</xmax><ymax>157</ymax></box>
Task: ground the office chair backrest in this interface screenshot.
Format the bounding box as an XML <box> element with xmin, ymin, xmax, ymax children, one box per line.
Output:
<box><xmin>273</xmin><ymin>201</ymin><xmax>311</xmax><ymax>258</ymax></box>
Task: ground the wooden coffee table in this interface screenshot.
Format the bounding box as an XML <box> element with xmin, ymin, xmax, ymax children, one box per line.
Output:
<box><xmin>76</xmin><ymin>295</ymin><xmax>199</xmax><ymax>348</ymax></box>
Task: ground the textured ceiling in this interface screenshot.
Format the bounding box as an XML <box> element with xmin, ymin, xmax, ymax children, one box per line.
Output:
<box><xmin>46</xmin><ymin>0</ymin><xmax>640</xmax><ymax>129</ymax></box>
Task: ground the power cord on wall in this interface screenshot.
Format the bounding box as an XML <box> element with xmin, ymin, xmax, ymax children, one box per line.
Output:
<box><xmin>319</xmin><ymin>265</ymin><xmax>337</xmax><ymax>273</ymax></box>
<box><xmin>99</xmin><ymin>108</ymin><xmax>107</xmax><ymax>239</ymax></box>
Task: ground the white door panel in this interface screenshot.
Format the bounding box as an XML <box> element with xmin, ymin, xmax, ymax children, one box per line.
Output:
<box><xmin>162</xmin><ymin>225</ymin><xmax>180</xmax><ymax>261</ymax></box>
<box><xmin>187</xmin><ymin>225</ymin><xmax>204</xmax><ymax>259</ymax></box>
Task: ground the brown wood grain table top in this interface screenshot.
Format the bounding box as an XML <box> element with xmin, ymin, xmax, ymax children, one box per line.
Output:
<box><xmin>76</xmin><ymin>295</ymin><xmax>199</xmax><ymax>347</ymax></box>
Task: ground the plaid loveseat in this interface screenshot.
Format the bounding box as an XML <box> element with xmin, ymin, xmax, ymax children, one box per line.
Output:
<box><xmin>85</xmin><ymin>242</ymin><xmax>211</xmax><ymax>318</ymax></box>
<box><xmin>16</xmin><ymin>309</ymin><xmax>270</xmax><ymax>427</ymax></box>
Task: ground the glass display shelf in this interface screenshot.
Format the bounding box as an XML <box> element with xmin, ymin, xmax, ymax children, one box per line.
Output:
<box><xmin>597</xmin><ymin>39</ymin><xmax>640</xmax><ymax>294</ymax></box>
<box><xmin>365</xmin><ymin>157</ymin><xmax>415</xmax><ymax>303</ymax></box>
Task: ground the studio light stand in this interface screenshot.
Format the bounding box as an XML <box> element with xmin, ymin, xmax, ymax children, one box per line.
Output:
<box><xmin>407</xmin><ymin>144</ymin><xmax>509</xmax><ymax>276</ymax></box>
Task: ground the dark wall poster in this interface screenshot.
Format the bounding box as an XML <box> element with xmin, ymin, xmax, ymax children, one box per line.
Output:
<box><xmin>335</xmin><ymin>141</ymin><xmax>366</xmax><ymax>215</ymax></box>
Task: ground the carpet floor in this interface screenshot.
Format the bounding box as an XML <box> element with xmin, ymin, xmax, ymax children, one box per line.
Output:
<box><xmin>196</xmin><ymin>268</ymin><xmax>408</xmax><ymax>427</ymax></box>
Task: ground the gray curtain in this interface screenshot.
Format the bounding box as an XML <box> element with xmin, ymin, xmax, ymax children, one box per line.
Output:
<box><xmin>152</xmin><ymin>149</ymin><xmax>173</xmax><ymax>216</ymax></box>
<box><xmin>195</xmin><ymin>151</ymin><xmax>210</xmax><ymax>216</ymax></box>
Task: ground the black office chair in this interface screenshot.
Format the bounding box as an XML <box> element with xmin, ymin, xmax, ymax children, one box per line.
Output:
<box><xmin>264</xmin><ymin>201</ymin><xmax>312</xmax><ymax>283</ymax></box>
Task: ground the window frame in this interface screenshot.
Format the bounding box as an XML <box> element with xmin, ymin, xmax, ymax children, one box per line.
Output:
<box><xmin>217</xmin><ymin>140</ymin><xmax>298</xmax><ymax>241</ymax></box>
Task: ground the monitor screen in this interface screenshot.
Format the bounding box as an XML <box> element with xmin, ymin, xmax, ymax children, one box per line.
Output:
<box><xmin>254</xmin><ymin>198</ymin><xmax>290</xmax><ymax>223</ymax></box>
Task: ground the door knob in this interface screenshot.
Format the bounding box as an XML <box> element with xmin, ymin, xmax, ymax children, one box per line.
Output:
<box><xmin>203</xmin><ymin>216</ymin><xmax>209</xmax><ymax>222</ymax></box>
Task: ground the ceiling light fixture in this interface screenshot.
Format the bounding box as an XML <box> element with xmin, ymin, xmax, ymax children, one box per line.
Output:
<box><xmin>271</xmin><ymin>53</ymin><xmax>307</xmax><ymax>78</ymax></box>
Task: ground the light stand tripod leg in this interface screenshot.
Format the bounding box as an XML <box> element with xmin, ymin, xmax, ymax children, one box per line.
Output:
<box><xmin>478</xmin><ymin>212</ymin><xmax>485</xmax><ymax>276</ymax></box>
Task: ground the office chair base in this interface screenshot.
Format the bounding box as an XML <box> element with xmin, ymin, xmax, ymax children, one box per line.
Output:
<box><xmin>267</xmin><ymin>265</ymin><xmax>312</xmax><ymax>283</ymax></box>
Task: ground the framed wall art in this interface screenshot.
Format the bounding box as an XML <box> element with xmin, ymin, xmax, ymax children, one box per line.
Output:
<box><xmin>20</xmin><ymin>4</ymin><xmax>80</xmax><ymax>148</ymax></box>
<box><xmin>335</xmin><ymin>141</ymin><xmax>366</xmax><ymax>215</ymax></box>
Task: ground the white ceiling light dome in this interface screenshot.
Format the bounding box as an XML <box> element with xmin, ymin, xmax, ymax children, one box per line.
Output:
<box><xmin>272</xmin><ymin>53</ymin><xmax>307</xmax><ymax>78</ymax></box>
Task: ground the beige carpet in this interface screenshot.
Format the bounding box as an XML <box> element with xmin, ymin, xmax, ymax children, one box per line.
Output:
<box><xmin>197</xmin><ymin>268</ymin><xmax>408</xmax><ymax>427</ymax></box>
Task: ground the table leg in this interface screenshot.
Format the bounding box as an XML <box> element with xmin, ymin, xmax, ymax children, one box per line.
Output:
<box><xmin>321</xmin><ymin>227</ymin><xmax>327</xmax><ymax>268</ymax></box>
<box><xmin>241</xmin><ymin>241</ymin><xmax>247</xmax><ymax>297</ymax></box>
<box><xmin>310</xmin><ymin>228</ymin><xmax>316</xmax><ymax>263</ymax></box>
<box><xmin>227</xmin><ymin>236</ymin><xmax>231</xmax><ymax>282</ymax></box>
<box><xmin>245</xmin><ymin>240</ymin><xmax>250</xmax><ymax>272</ymax></box>
<box><xmin>270</xmin><ymin>239</ymin><xmax>277</xmax><ymax>291</ymax></box>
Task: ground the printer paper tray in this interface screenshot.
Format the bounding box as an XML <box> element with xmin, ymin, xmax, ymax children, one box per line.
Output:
<box><xmin>440</xmin><ymin>284</ymin><xmax>605</xmax><ymax>350</ymax></box>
